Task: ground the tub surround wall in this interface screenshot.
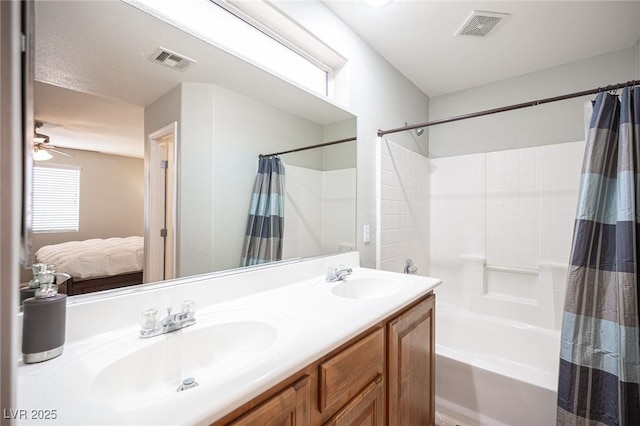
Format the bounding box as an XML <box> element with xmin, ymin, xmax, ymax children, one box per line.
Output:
<box><xmin>283</xmin><ymin>165</ymin><xmax>323</xmax><ymax>259</ymax></box>
<box><xmin>322</xmin><ymin>168</ymin><xmax>357</xmax><ymax>252</ymax></box>
<box><xmin>378</xmin><ymin>139</ymin><xmax>429</xmax><ymax>274</ymax></box>
<box><xmin>283</xmin><ymin>166</ymin><xmax>356</xmax><ymax>259</ymax></box>
<box><xmin>430</xmin><ymin>141</ymin><xmax>584</xmax><ymax>328</ymax></box>
<box><xmin>377</xmin><ymin>48</ymin><xmax>634</xmax><ymax>296</ymax></box>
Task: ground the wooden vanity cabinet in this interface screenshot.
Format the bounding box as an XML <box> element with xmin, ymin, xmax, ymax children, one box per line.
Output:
<box><xmin>227</xmin><ymin>376</ymin><xmax>311</xmax><ymax>426</ymax></box>
<box><xmin>318</xmin><ymin>328</ymin><xmax>385</xmax><ymax>418</ymax></box>
<box><xmin>214</xmin><ymin>293</ymin><xmax>435</xmax><ymax>426</ymax></box>
<box><xmin>388</xmin><ymin>295</ymin><xmax>436</xmax><ymax>425</ymax></box>
<box><xmin>323</xmin><ymin>375</ymin><xmax>384</xmax><ymax>426</ymax></box>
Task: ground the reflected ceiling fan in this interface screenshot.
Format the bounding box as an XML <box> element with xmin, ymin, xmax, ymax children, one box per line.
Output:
<box><xmin>33</xmin><ymin>121</ymin><xmax>74</xmax><ymax>161</ymax></box>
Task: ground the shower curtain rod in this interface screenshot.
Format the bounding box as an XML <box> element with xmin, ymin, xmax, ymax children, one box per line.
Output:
<box><xmin>377</xmin><ymin>79</ymin><xmax>640</xmax><ymax>137</ymax></box>
<box><xmin>260</xmin><ymin>136</ymin><xmax>356</xmax><ymax>158</ymax></box>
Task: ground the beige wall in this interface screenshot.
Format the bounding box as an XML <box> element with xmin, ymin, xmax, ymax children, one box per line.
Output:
<box><xmin>21</xmin><ymin>149</ymin><xmax>144</xmax><ymax>282</ymax></box>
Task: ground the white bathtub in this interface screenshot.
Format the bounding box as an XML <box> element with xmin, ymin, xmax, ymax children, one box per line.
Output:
<box><xmin>435</xmin><ymin>303</ymin><xmax>560</xmax><ymax>426</ymax></box>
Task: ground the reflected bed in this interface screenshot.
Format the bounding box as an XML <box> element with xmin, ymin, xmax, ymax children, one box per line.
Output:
<box><xmin>35</xmin><ymin>236</ymin><xmax>144</xmax><ymax>295</ymax></box>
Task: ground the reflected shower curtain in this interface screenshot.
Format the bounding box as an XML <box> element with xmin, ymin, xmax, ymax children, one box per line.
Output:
<box><xmin>240</xmin><ymin>156</ymin><xmax>285</xmax><ymax>267</ymax></box>
<box><xmin>558</xmin><ymin>87</ymin><xmax>640</xmax><ymax>425</ymax></box>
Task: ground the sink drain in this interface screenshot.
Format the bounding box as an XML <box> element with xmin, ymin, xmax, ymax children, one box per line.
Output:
<box><xmin>177</xmin><ymin>377</ymin><xmax>198</xmax><ymax>392</ymax></box>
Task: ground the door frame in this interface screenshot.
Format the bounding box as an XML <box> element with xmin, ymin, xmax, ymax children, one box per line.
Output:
<box><xmin>144</xmin><ymin>122</ymin><xmax>178</xmax><ymax>283</ymax></box>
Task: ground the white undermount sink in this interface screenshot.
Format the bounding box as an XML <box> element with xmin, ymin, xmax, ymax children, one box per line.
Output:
<box><xmin>331</xmin><ymin>276</ymin><xmax>409</xmax><ymax>299</ymax></box>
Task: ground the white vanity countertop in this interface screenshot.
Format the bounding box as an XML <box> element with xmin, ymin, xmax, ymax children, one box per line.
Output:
<box><xmin>15</xmin><ymin>260</ymin><xmax>441</xmax><ymax>425</ymax></box>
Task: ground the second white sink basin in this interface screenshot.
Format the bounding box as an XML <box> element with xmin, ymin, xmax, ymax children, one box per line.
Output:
<box><xmin>331</xmin><ymin>276</ymin><xmax>408</xmax><ymax>299</ymax></box>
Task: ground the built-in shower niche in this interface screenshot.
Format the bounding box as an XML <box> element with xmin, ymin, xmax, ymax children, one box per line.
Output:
<box><xmin>461</xmin><ymin>255</ymin><xmax>566</xmax><ymax>329</ymax></box>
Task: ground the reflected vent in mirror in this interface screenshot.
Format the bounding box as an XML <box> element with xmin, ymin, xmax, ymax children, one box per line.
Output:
<box><xmin>149</xmin><ymin>47</ymin><xmax>196</xmax><ymax>71</ymax></box>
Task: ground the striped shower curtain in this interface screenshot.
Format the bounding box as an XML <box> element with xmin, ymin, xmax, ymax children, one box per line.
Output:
<box><xmin>240</xmin><ymin>155</ymin><xmax>285</xmax><ymax>267</ymax></box>
<box><xmin>558</xmin><ymin>87</ymin><xmax>640</xmax><ymax>425</ymax></box>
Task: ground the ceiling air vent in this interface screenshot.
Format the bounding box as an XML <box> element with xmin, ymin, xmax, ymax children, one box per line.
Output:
<box><xmin>456</xmin><ymin>11</ymin><xmax>509</xmax><ymax>37</ymax></box>
<box><xmin>149</xmin><ymin>47</ymin><xmax>196</xmax><ymax>71</ymax></box>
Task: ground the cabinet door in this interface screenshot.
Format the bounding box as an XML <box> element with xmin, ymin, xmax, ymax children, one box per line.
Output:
<box><xmin>228</xmin><ymin>376</ymin><xmax>310</xmax><ymax>426</ymax></box>
<box><xmin>387</xmin><ymin>294</ymin><xmax>436</xmax><ymax>426</ymax></box>
<box><xmin>323</xmin><ymin>375</ymin><xmax>384</xmax><ymax>426</ymax></box>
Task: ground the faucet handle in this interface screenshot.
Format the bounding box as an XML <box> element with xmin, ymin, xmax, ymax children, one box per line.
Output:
<box><xmin>139</xmin><ymin>308</ymin><xmax>159</xmax><ymax>334</ymax></box>
<box><xmin>181</xmin><ymin>300</ymin><xmax>196</xmax><ymax>319</ymax></box>
<box><xmin>325</xmin><ymin>266</ymin><xmax>337</xmax><ymax>281</ymax></box>
<box><xmin>337</xmin><ymin>264</ymin><xmax>352</xmax><ymax>279</ymax></box>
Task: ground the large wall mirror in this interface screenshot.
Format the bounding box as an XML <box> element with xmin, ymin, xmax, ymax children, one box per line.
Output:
<box><xmin>22</xmin><ymin>0</ymin><xmax>356</xmax><ymax>296</ymax></box>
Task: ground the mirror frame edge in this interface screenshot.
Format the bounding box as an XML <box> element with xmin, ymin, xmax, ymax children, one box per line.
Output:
<box><xmin>20</xmin><ymin>0</ymin><xmax>34</xmax><ymax>269</ymax></box>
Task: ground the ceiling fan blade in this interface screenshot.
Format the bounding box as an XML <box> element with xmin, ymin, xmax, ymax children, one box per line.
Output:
<box><xmin>48</xmin><ymin>147</ymin><xmax>75</xmax><ymax>157</ymax></box>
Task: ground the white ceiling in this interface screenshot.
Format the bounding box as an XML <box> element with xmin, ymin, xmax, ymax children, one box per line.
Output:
<box><xmin>35</xmin><ymin>1</ymin><xmax>640</xmax><ymax>158</ymax></box>
<box><xmin>323</xmin><ymin>0</ymin><xmax>640</xmax><ymax>97</ymax></box>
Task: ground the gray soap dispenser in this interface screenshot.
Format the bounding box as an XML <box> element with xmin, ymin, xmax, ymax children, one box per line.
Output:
<box><xmin>22</xmin><ymin>271</ymin><xmax>67</xmax><ymax>364</ymax></box>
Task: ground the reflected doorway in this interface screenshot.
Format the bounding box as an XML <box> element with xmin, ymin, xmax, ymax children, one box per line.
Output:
<box><xmin>146</xmin><ymin>123</ymin><xmax>177</xmax><ymax>283</ymax></box>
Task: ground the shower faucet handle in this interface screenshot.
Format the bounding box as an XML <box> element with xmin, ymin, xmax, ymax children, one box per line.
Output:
<box><xmin>403</xmin><ymin>259</ymin><xmax>418</xmax><ymax>274</ymax></box>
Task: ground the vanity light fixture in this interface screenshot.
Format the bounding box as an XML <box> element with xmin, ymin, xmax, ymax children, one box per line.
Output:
<box><xmin>127</xmin><ymin>0</ymin><xmax>329</xmax><ymax>96</ymax></box>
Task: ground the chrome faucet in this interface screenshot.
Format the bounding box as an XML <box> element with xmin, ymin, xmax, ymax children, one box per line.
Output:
<box><xmin>325</xmin><ymin>264</ymin><xmax>353</xmax><ymax>282</ymax></box>
<box><xmin>403</xmin><ymin>259</ymin><xmax>418</xmax><ymax>274</ymax></box>
<box><xmin>139</xmin><ymin>300</ymin><xmax>196</xmax><ymax>339</ymax></box>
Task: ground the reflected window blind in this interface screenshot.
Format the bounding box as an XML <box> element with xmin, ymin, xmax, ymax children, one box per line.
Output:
<box><xmin>32</xmin><ymin>165</ymin><xmax>80</xmax><ymax>233</ymax></box>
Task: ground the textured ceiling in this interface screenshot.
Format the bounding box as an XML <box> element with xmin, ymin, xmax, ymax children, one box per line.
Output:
<box><xmin>323</xmin><ymin>0</ymin><xmax>640</xmax><ymax>97</ymax></box>
<box><xmin>34</xmin><ymin>0</ymin><xmax>353</xmax><ymax>158</ymax></box>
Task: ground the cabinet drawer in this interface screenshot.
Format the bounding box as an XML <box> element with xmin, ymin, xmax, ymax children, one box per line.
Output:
<box><xmin>323</xmin><ymin>375</ymin><xmax>384</xmax><ymax>426</ymax></box>
<box><xmin>226</xmin><ymin>376</ymin><xmax>310</xmax><ymax>426</ymax></box>
<box><xmin>318</xmin><ymin>328</ymin><xmax>384</xmax><ymax>414</ymax></box>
